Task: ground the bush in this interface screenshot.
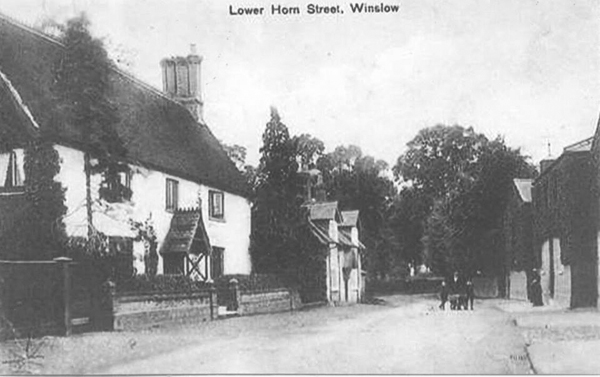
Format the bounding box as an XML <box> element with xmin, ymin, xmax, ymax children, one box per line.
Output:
<box><xmin>214</xmin><ymin>274</ymin><xmax>293</xmax><ymax>293</ymax></box>
<box><xmin>117</xmin><ymin>274</ymin><xmax>212</xmax><ymax>294</ymax></box>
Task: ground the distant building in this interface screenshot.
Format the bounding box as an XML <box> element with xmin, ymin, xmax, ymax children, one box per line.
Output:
<box><xmin>298</xmin><ymin>167</ymin><xmax>366</xmax><ymax>304</ymax></box>
<box><xmin>503</xmin><ymin>178</ymin><xmax>534</xmax><ymax>302</ymax></box>
<box><xmin>533</xmin><ymin>136</ymin><xmax>597</xmax><ymax>308</ymax></box>
<box><xmin>303</xmin><ymin>201</ymin><xmax>366</xmax><ymax>304</ymax></box>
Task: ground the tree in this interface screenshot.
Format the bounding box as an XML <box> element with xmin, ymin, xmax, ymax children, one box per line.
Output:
<box><xmin>53</xmin><ymin>13</ymin><xmax>130</xmax><ymax>241</ymax></box>
<box><xmin>317</xmin><ymin>145</ymin><xmax>396</xmax><ymax>277</ymax></box>
<box><xmin>394</xmin><ymin>125</ymin><xmax>536</xmax><ymax>277</ymax></box>
<box><xmin>394</xmin><ymin>125</ymin><xmax>487</xmax><ymax>199</ymax></box>
<box><xmin>0</xmin><ymin>140</ymin><xmax>68</xmax><ymax>260</ymax></box>
<box><xmin>387</xmin><ymin>187</ymin><xmax>429</xmax><ymax>267</ymax></box>
<box><xmin>222</xmin><ymin>142</ymin><xmax>247</xmax><ymax>171</ymax></box>
<box><xmin>293</xmin><ymin>133</ymin><xmax>325</xmax><ymax>169</ymax></box>
<box><xmin>250</xmin><ymin>107</ymin><xmax>302</xmax><ymax>274</ymax></box>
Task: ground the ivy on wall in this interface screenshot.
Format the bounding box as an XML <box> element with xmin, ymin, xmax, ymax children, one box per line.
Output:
<box><xmin>0</xmin><ymin>139</ymin><xmax>67</xmax><ymax>260</ymax></box>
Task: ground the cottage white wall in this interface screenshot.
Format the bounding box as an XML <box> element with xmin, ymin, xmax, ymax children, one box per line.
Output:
<box><xmin>351</xmin><ymin>227</ymin><xmax>358</xmax><ymax>245</ymax></box>
<box><xmin>55</xmin><ymin>144</ymin><xmax>251</xmax><ymax>276</ymax></box>
<box><xmin>552</xmin><ymin>238</ymin><xmax>571</xmax><ymax>308</ymax></box>
<box><xmin>55</xmin><ymin>146</ymin><xmax>88</xmax><ymax>237</ymax></box>
<box><xmin>540</xmin><ymin>239</ymin><xmax>552</xmax><ymax>305</ymax></box>
<box><xmin>540</xmin><ymin>237</ymin><xmax>571</xmax><ymax>308</ymax></box>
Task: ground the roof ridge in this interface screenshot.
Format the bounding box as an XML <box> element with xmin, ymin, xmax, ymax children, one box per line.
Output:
<box><xmin>0</xmin><ymin>10</ymin><xmax>209</xmax><ymax>128</ymax></box>
<box><xmin>0</xmin><ymin>11</ymin><xmax>64</xmax><ymax>47</ymax></box>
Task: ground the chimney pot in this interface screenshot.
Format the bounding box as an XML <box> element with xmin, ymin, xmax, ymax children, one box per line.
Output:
<box><xmin>160</xmin><ymin>48</ymin><xmax>204</xmax><ymax>122</ymax></box>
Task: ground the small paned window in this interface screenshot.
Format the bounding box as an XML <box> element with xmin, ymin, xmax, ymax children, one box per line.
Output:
<box><xmin>166</xmin><ymin>179</ymin><xmax>179</xmax><ymax>211</ymax></box>
<box><xmin>209</xmin><ymin>190</ymin><xmax>225</xmax><ymax>219</ymax></box>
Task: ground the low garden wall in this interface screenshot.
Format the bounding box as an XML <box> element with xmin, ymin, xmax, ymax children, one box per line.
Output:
<box><xmin>215</xmin><ymin>274</ymin><xmax>302</xmax><ymax>316</ymax></box>
<box><xmin>238</xmin><ymin>288</ymin><xmax>302</xmax><ymax>316</ymax></box>
<box><xmin>112</xmin><ymin>290</ymin><xmax>217</xmax><ymax>331</ymax></box>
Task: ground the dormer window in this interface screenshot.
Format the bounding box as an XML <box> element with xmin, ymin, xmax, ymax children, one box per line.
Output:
<box><xmin>0</xmin><ymin>150</ymin><xmax>24</xmax><ymax>190</ymax></box>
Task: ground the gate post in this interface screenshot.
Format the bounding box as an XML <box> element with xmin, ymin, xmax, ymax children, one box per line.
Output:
<box><xmin>228</xmin><ymin>278</ymin><xmax>239</xmax><ymax>311</ymax></box>
<box><xmin>54</xmin><ymin>257</ymin><xmax>73</xmax><ymax>337</ymax></box>
<box><xmin>209</xmin><ymin>284</ymin><xmax>217</xmax><ymax>320</ymax></box>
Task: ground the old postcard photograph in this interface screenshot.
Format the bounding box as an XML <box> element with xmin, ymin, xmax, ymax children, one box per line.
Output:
<box><xmin>0</xmin><ymin>0</ymin><xmax>599</xmax><ymax>374</ymax></box>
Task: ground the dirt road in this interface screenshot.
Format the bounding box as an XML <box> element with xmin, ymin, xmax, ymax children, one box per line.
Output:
<box><xmin>103</xmin><ymin>295</ymin><xmax>533</xmax><ymax>374</ymax></box>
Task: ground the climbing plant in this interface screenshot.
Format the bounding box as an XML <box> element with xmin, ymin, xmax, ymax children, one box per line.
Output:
<box><xmin>130</xmin><ymin>216</ymin><xmax>158</xmax><ymax>276</ymax></box>
<box><xmin>53</xmin><ymin>13</ymin><xmax>130</xmax><ymax>217</ymax></box>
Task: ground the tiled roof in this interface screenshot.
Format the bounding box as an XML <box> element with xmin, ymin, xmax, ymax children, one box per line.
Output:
<box><xmin>338</xmin><ymin>227</ymin><xmax>366</xmax><ymax>250</ymax></box>
<box><xmin>340</xmin><ymin>210</ymin><xmax>359</xmax><ymax>227</ymax></box>
<box><xmin>338</xmin><ymin>228</ymin><xmax>354</xmax><ymax>248</ymax></box>
<box><xmin>563</xmin><ymin>137</ymin><xmax>593</xmax><ymax>153</ymax></box>
<box><xmin>513</xmin><ymin>179</ymin><xmax>533</xmax><ymax>203</ymax></box>
<box><xmin>160</xmin><ymin>208</ymin><xmax>211</xmax><ymax>255</ymax></box>
<box><xmin>306</xmin><ymin>201</ymin><xmax>341</xmax><ymax>221</ymax></box>
<box><xmin>307</xmin><ymin>219</ymin><xmax>335</xmax><ymax>245</ymax></box>
<box><xmin>0</xmin><ymin>14</ymin><xmax>249</xmax><ymax>197</ymax></box>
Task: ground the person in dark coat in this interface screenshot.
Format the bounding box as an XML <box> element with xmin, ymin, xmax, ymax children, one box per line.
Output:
<box><xmin>530</xmin><ymin>270</ymin><xmax>543</xmax><ymax>307</ymax></box>
<box><xmin>465</xmin><ymin>278</ymin><xmax>475</xmax><ymax>310</ymax></box>
<box><xmin>439</xmin><ymin>280</ymin><xmax>449</xmax><ymax>310</ymax></box>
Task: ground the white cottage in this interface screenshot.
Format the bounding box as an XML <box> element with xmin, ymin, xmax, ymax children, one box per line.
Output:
<box><xmin>305</xmin><ymin>202</ymin><xmax>365</xmax><ymax>304</ymax></box>
<box><xmin>0</xmin><ymin>14</ymin><xmax>251</xmax><ymax>280</ymax></box>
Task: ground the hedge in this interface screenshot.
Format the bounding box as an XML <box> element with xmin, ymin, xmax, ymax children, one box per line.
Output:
<box><xmin>117</xmin><ymin>274</ymin><xmax>212</xmax><ymax>294</ymax></box>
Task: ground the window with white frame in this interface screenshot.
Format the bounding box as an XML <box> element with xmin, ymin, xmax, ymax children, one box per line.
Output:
<box><xmin>209</xmin><ymin>190</ymin><xmax>224</xmax><ymax>220</ymax></box>
<box><xmin>166</xmin><ymin>178</ymin><xmax>179</xmax><ymax>211</ymax></box>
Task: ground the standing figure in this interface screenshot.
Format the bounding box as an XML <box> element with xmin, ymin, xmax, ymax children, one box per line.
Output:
<box><xmin>439</xmin><ymin>280</ymin><xmax>449</xmax><ymax>310</ymax></box>
<box><xmin>530</xmin><ymin>270</ymin><xmax>543</xmax><ymax>307</ymax></box>
<box><xmin>466</xmin><ymin>279</ymin><xmax>475</xmax><ymax>310</ymax></box>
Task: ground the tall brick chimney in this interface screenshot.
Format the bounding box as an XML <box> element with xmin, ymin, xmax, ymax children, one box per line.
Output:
<box><xmin>160</xmin><ymin>44</ymin><xmax>204</xmax><ymax>122</ymax></box>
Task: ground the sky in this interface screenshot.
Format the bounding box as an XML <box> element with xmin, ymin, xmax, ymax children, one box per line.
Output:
<box><xmin>1</xmin><ymin>0</ymin><xmax>599</xmax><ymax>168</ymax></box>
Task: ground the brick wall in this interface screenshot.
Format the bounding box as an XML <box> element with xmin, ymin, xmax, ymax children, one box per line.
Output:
<box><xmin>238</xmin><ymin>288</ymin><xmax>302</xmax><ymax>316</ymax></box>
<box><xmin>113</xmin><ymin>290</ymin><xmax>217</xmax><ymax>331</ymax></box>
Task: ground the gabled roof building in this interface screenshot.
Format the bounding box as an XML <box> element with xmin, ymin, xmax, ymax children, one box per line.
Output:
<box><xmin>0</xmin><ymin>13</ymin><xmax>252</xmax><ymax>280</ymax></box>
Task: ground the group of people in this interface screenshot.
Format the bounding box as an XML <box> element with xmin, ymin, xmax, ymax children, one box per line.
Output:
<box><xmin>439</xmin><ymin>272</ymin><xmax>475</xmax><ymax>311</ymax></box>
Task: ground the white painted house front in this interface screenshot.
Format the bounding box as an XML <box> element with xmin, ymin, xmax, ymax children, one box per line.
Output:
<box><xmin>306</xmin><ymin>202</ymin><xmax>365</xmax><ymax>304</ymax></box>
<box><xmin>54</xmin><ymin>145</ymin><xmax>251</xmax><ymax>278</ymax></box>
<box><xmin>0</xmin><ymin>14</ymin><xmax>252</xmax><ymax>280</ymax></box>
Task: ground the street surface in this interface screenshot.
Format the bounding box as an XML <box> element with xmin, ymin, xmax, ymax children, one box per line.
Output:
<box><xmin>103</xmin><ymin>295</ymin><xmax>532</xmax><ymax>374</ymax></box>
